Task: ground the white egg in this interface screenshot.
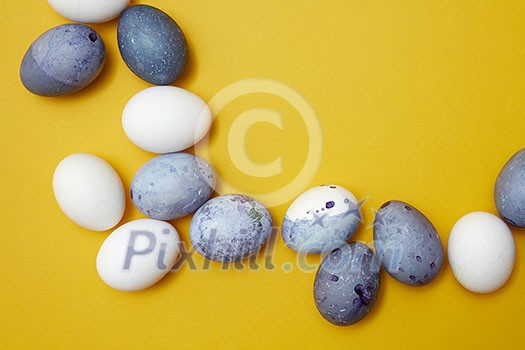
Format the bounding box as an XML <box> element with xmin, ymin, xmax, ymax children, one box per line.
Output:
<box><xmin>448</xmin><ymin>211</ymin><xmax>515</xmax><ymax>293</ymax></box>
<box><xmin>53</xmin><ymin>153</ymin><xmax>125</xmax><ymax>231</ymax></box>
<box><xmin>96</xmin><ymin>219</ymin><xmax>180</xmax><ymax>291</ymax></box>
<box><xmin>122</xmin><ymin>86</ymin><xmax>212</xmax><ymax>154</ymax></box>
<box><xmin>282</xmin><ymin>184</ymin><xmax>361</xmax><ymax>253</ymax></box>
<box><xmin>47</xmin><ymin>0</ymin><xmax>129</xmax><ymax>23</ymax></box>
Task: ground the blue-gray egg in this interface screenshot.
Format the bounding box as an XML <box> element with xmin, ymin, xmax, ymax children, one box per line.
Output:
<box><xmin>20</xmin><ymin>24</ymin><xmax>105</xmax><ymax>97</ymax></box>
<box><xmin>495</xmin><ymin>148</ymin><xmax>525</xmax><ymax>227</ymax></box>
<box><xmin>118</xmin><ymin>5</ymin><xmax>188</xmax><ymax>85</ymax></box>
<box><xmin>190</xmin><ymin>194</ymin><xmax>273</xmax><ymax>262</ymax></box>
<box><xmin>130</xmin><ymin>153</ymin><xmax>216</xmax><ymax>220</ymax></box>
<box><xmin>282</xmin><ymin>184</ymin><xmax>362</xmax><ymax>254</ymax></box>
<box><xmin>373</xmin><ymin>200</ymin><xmax>444</xmax><ymax>286</ymax></box>
<box><xmin>314</xmin><ymin>242</ymin><xmax>380</xmax><ymax>326</ymax></box>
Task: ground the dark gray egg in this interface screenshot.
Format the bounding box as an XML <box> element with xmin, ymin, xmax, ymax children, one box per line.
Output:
<box><xmin>314</xmin><ymin>242</ymin><xmax>380</xmax><ymax>326</ymax></box>
<box><xmin>495</xmin><ymin>148</ymin><xmax>525</xmax><ymax>227</ymax></box>
<box><xmin>373</xmin><ymin>200</ymin><xmax>444</xmax><ymax>286</ymax></box>
<box><xmin>118</xmin><ymin>5</ymin><xmax>188</xmax><ymax>85</ymax></box>
<box><xmin>20</xmin><ymin>24</ymin><xmax>105</xmax><ymax>96</ymax></box>
<box><xmin>190</xmin><ymin>194</ymin><xmax>273</xmax><ymax>262</ymax></box>
<box><xmin>130</xmin><ymin>152</ymin><xmax>216</xmax><ymax>220</ymax></box>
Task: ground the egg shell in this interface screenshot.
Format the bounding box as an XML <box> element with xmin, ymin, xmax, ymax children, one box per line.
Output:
<box><xmin>53</xmin><ymin>153</ymin><xmax>125</xmax><ymax>231</ymax></box>
<box><xmin>48</xmin><ymin>0</ymin><xmax>129</xmax><ymax>23</ymax></box>
<box><xmin>448</xmin><ymin>211</ymin><xmax>515</xmax><ymax>293</ymax></box>
<box><xmin>282</xmin><ymin>184</ymin><xmax>361</xmax><ymax>253</ymax></box>
<box><xmin>96</xmin><ymin>219</ymin><xmax>180</xmax><ymax>292</ymax></box>
<box><xmin>131</xmin><ymin>153</ymin><xmax>216</xmax><ymax>220</ymax></box>
<box><xmin>190</xmin><ymin>194</ymin><xmax>273</xmax><ymax>262</ymax></box>
<box><xmin>20</xmin><ymin>24</ymin><xmax>105</xmax><ymax>97</ymax></box>
<box><xmin>122</xmin><ymin>86</ymin><xmax>212</xmax><ymax>154</ymax></box>
<box><xmin>373</xmin><ymin>200</ymin><xmax>444</xmax><ymax>286</ymax></box>
<box><xmin>118</xmin><ymin>5</ymin><xmax>188</xmax><ymax>85</ymax></box>
<box><xmin>495</xmin><ymin>148</ymin><xmax>525</xmax><ymax>227</ymax></box>
<box><xmin>314</xmin><ymin>242</ymin><xmax>380</xmax><ymax>326</ymax></box>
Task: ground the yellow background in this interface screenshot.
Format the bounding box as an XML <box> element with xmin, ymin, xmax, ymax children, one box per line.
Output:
<box><xmin>1</xmin><ymin>0</ymin><xmax>525</xmax><ymax>348</ymax></box>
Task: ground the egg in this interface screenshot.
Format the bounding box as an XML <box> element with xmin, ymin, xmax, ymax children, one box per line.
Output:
<box><xmin>373</xmin><ymin>200</ymin><xmax>444</xmax><ymax>286</ymax></box>
<box><xmin>122</xmin><ymin>86</ymin><xmax>212</xmax><ymax>154</ymax></box>
<box><xmin>96</xmin><ymin>219</ymin><xmax>180</xmax><ymax>292</ymax></box>
<box><xmin>47</xmin><ymin>0</ymin><xmax>129</xmax><ymax>23</ymax></box>
<box><xmin>20</xmin><ymin>24</ymin><xmax>105</xmax><ymax>97</ymax></box>
<box><xmin>281</xmin><ymin>184</ymin><xmax>361</xmax><ymax>253</ymax></box>
<box><xmin>314</xmin><ymin>242</ymin><xmax>380</xmax><ymax>326</ymax></box>
<box><xmin>448</xmin><ymin>212</ymin><xmax>515</xmax><ymax>293</ymax></box>
<box><xmin>131</xmin><ymin>153</ymin><xmax>216</xmax><ymax>220</ymax></box>
<box><xmin>53</xmin><ymin>153</ymin><xmax>125</xmax><ymax>231</ymax></box>
<box><xmin>118</xmin><ymin>5</ymin><xmax>188</xmax><ymax>85</ymax></box>
<box><xmin>190</xmin><ymin>194</ymin><xmax>273</xmax><ymax>262</ymax></box>
<box><xmin>495</xmin><ymin>148</ymin><xmax>525</xmax><ymax>227</ymax></box>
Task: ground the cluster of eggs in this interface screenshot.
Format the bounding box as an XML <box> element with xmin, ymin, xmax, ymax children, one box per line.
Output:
<box><xmin>285</xmin><ymin>167</ymin><xmax>519</xmax><ymax>326</ymax></box>
<box><xmin>23</xmin><ymin>1</ymin><xmax>275</xmax><ymax>291</ymax></box>
<box><xmin>21</xmin><ymin>0</ymin><xmax>523</xmax><ymax>327</ymax></box>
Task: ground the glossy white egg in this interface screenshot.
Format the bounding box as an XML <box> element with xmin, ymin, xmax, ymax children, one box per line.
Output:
<box><xmin>48</xmin><ymin>0</ymin><xmax>129</xmax><ymax>23</ymax></box>
<box><xmin>448</xmin><ymin>211</ymin><xmax>515</xmax><ymax>293</ymax></box>
<box><xmin>96</xmin><ymin>219</ymin><xmax>180</xmax><ymax>292</ymax></box>
<box><xmin>122</xmin><ymin>86</ymin><xmax>212</xmax><ymax>154</ymax></box>
<box><xmin>53</xmin><ymin>153</ymin><xmax>125</xmax><ymax>231</ymax></box>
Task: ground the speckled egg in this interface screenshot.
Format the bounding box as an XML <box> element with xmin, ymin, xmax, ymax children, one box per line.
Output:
<box><xmin>314</xmin><ymin>242</ymin><xmax>380</xmax><ymax>326</ymax></box>
<box><xmin>282</xmin><ymin>184</ymin><xmax>361</xmax><ymax>253</ymax></box>
<box><xmin>495</xmin><ymin>148</ymin><xmax>525</xmax><ymax>227</ymax></box>
<box><xmin>118</xmin><ymin>5</ymin><xmax>188</xmax><ymax>85</ymax></box>
<box><xmin>190</xmin><ymin>194</ymin><xmax>273</xmax><ymax>262</ymax></box>
<box><xmin>373</xmin><ymin>200</ymin><xmax>444</xmax><ymax>286</ymax></box>
<box><xmin>20</xmin><ymin>24</ymin><xmax>105</xmax><ymax>97</ymax></box>
<box><xmin>130</xmin><ymin>153</ymin><xmax>216</xmax><ymax>220</ymax></box>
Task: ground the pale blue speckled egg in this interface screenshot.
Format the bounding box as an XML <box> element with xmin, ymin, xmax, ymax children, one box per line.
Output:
<box><xmin>190</xmin><ymin>194</ymin><xmax>273</xmax><ymax>262</ymax></box>
<box><xmin>130</xmin><ymin>153</ymin><xmax>216</xmax><ymax>220</ymax></box>
<box><xmin>373</xmin><ymin>200</ymin><xmax>444</xmax><ymax>286</ymax></box>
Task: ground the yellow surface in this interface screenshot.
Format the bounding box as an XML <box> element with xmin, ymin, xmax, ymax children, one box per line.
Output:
<box><xmin>2</xmin><ymin>0</ymin><xmax>525</xmax><ymax>349</ymax></box>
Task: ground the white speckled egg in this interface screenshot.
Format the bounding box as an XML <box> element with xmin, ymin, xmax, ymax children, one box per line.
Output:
<box><xmin>448</xmin><ymin>211</ymin><xmax>515</xmax><ymax>293</ymax></box>
<box><xmin>122</xmin><ymin>86</ymin><xmax>212</xmax><ymax>154</ymax></box>
<box><xmin>53</xmin><ymin>153</ymin><xmax>125</xmax><ymax>231</ymax></box>
<box><xmin>282</xmin><ymin>184</ymin><xmax>361</xmax><ymax>253</ymax></box>
<box><xmin>48</xmin><ymin>0</ymin><xmax>130</xmax><ymax>23</ymax></box>
<box><xmin>97</xmin><ymin>219</ymin><xmax>180</xmax><ymax>291</ymax></box>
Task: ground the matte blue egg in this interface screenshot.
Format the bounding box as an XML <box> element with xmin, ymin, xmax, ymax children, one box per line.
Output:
<box><xmin>495</xmin><ymin>148</ymin><xmax>525</xmax><ymax>227</ymax></box>
<box><xmin>314</xmin><ymin>242</ymin><xmax>380</xmax><ymax>326</ymax></box>
<box><xmin>190</xmin><ymin>194</ymin><xmax>273</xmax><ymax>262</ymax></box>
<box><xmin>130</xmin><ymin>153</ymin><xmax>216</xmax><ymax>220</ymax></box>
<box><xmin>373</xmin><ymin>200</ymin><xmax>444</xmax><ymax>286</ymax></box>
<box><xmin>118</xmin><ymin>5</ymin><xmax>188</xmax><ymax>85</ymax></box>
<box><xmin>20</xmin><ymin>24</ymin><xmax>105</xmax><ymax>97</ymax></box>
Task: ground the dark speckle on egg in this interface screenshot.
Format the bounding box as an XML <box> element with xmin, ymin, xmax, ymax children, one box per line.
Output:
<box><xmin>117</xmin><ymin>5</ymin><xmax>188</xmax><ymax>85</ymax></box>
